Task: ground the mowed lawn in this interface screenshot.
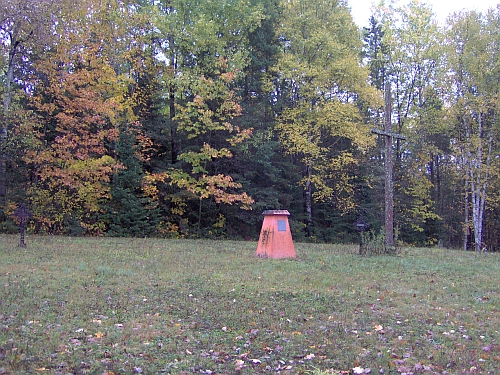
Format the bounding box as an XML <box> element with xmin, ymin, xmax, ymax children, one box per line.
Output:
<box><xmin>0</xmin><ymin>235</ymin><xmax>499</xmax><ymax>374</ymax></box>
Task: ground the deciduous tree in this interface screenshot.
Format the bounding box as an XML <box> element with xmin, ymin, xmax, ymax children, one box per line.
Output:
<box><xmin>0</xmin><ymin>0</ymin><xmax>59</xmax><ymax>208</ymax></box>
<box><xmin>275</xmin><ymin>0</ymin><xmax>378</xmax><ymax>236</ymax></box>
<box><xmin>370</xmin><ymin>1</ymin><xmax>445</xmax><ymax>243</ymax></box>
<box><xmin>140</xmin><ymin>0</ymin><xmax>261</xmax><ymax>235</ymax></box>
<box><xmin>26</xmin><ymin>0</ymin><xmax>147</xmax><ymax>234</ymax></box>
<box><xmin>444</xmin><ymin>9</ymin><xmax>500</xmax><ymax>251</ymax></box>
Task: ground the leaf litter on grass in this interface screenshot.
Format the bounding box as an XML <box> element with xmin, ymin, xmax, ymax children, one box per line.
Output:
<box><xmin>0</xmin><ymin>236</ymin><xmax>499</xmax><ymax>374</ymax></box>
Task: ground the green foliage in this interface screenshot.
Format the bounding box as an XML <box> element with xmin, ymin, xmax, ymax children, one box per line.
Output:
<box><xmin>442</xmin><ymin>10</ymin><xmax>500</xmax><ymax>251</ymax></box>
<box><xmin>136</xmin><ymin>0</ymin><xmax>263</xmax><ymax>237</ymax></box>
<box><xmin>274</xmin><ymin>0</ymin><xmax>379</xmax><ymax>235</ymax></box>
<box><xmin>366</xmin><ymin>1</ymin><xmax>445</xmax><ymax>246</ymax></box>
<box><xmin>363</xmin><ymin>16</ymin><xmax>389</xmax><ymax>90</ymax></box>
<box><xmin>3</xmin><ymin>0</ymin><xmax>500</xmax><ymax>247</ymax></box>
<box><xmin>102</xmin><ymin>125</ymin><xmax>159</xmax><ymax>237</ymax></box>
<box><xmin>360</xmin><ymin>229</ymin><xmax>386</xmax><ymax>255</ymax></box>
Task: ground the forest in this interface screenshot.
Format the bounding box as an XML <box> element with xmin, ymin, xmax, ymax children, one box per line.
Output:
<box><xmin>1</xmin><ymin>0</ymin><xmax>499</xmax><ymax>251</ymax></box>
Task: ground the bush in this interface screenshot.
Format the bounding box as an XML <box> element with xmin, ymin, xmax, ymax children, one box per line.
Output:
<box><xmin>359</xmin><ymin>229</ymin><xmax>399</xmax><ymax>255</ymax></box>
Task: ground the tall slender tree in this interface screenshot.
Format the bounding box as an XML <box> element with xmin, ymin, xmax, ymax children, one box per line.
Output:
<box><xmin>139</xmin><ymin>0</ymin><xmax>261</xmax><ymax>235</ymax></box>
<box><xmin>369</xmin><ymin>0</ymin><xmax>445</xmax><ymax>244</ymax></box>
<box><xmin>103</xmin><ymin>123</ymin><xmax>159</xmax><ymax>237</ymax></box>
<box><xmin>444</xmin><ymin>9</ymin><xmax>500</xmax><ymax>251</ymax></box>
<box><xmin>275</xmin><ymin>0</ymin><xmax>378</xmax><ymax>236</ymax></box>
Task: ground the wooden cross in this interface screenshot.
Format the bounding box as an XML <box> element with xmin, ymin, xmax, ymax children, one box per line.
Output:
<box><xmin>371</xmin><ymin>83</ymin><xmax>405</xmax><ymax>251</ymax></box>
<box><xmin>14</xmin><ymin>204</ymin><xmax>33</xmax><ymax>247</ymax></box>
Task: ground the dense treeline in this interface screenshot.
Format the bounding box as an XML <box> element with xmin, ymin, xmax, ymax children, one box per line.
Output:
<box><xmin>1</xmin><ymin>0</ymin><xmax>500</xmax><ymax>250</ymax></box>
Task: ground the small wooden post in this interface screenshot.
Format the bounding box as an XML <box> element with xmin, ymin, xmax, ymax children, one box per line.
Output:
<box><xmin>256</xmin><ymin>210</ymin><xmax>296</xmax><ymax>259</ymax></box>
<box><xmin>14</xmin><ymin>204</ymin><xmax>33</xmax><ymax>247</ymax></box>
<box><xmin>354</xmin><ymin>216</ymin><xmax>369</xmax><ymax>255</ymax></box>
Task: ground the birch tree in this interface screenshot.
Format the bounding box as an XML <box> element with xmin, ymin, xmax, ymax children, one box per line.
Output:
<box><xmin>444</xmin><ymin>9</ymin><xmax>500</xmax><ymax>251</ymax></box>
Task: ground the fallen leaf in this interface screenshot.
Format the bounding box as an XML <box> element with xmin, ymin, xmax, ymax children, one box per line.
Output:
<box><xmin>397</xmin><ymin>365</ymin><xmax>412</xmax><ymax>373</ymax></box>
<box><xmin>235</xmin><ymin>359</ymin><xmax>245</xmax><ymax>370</ymax></box>
<box><xmin>414</xmin><ymin>362</ymin><xmax>423</xmax><ymax>371</ymax></box>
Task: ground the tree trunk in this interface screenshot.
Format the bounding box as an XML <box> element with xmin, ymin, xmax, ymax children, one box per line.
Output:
<box><xmin>0</xmin><ymin>44</ymin><xmax>16</xmax><ymax>201</ymax></box>
<box><xmin>169</xmin><ymin>87</ymin><xmax>178</xmax><ymax>164</ymax></box>
<box><xmin>470</xmin><ymin>133</ymin><xmax>492</xmax><ymax>252</ymax></box>
<box><xmin>435</xmin><ymin>155</ymin><xmax>441</xmax><ymax>205</ymax></box>
<box><xmin>384</xmin><ymin>83</ymin><xmax>395</xmax><ymax>250</ymax></box>
<box><xmin>463</xmin><ymin>178</ymin><xmax>470</xmax><ymax>251</ymax></box>
<box><xmin>167</xmin><ymin>34</ymin><xmax>179</xmax><ymax>165</ymax></box>
<box><xmin>304</xmin><ymin>162</ymin><xmax>313</xmax><ymax>237</ymax></box>
<box><xmin>466</xmin><ymin>113</ymin><xmax>493</xmax><ymax>252</ymax></box>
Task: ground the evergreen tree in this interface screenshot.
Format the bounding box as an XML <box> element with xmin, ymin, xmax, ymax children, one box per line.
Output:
<box><xmin>104</xmin><ymin>125</ymin><xmax>159</xmax><ymax>237</ymax></box>
<box><xmin>363</xmin><ymin>16</ymin><xmax>389</xmax><ymax>90</ymax></box>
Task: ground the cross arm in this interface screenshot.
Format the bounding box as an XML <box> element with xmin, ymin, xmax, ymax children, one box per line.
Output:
<box><xmin>370</xmin><ymin>128</ymin><xmax>406</xmax><ymax>140</ymax></box>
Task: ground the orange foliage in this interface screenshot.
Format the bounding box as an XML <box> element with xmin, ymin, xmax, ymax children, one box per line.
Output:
<box><xmin>24</xmin><ymin>8</ymin><xmax>141</xmax><ymax>234</ymax></box>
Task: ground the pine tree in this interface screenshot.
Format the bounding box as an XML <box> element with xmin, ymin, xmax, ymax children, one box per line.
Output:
<box><xmin>104</xmin><ymin>125</ymin><xmax>159</xmax><ymax>237</ymax></box>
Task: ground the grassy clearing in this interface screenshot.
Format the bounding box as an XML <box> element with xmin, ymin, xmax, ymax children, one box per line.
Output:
<box><xmin>0</xmin><ymin>235</ymin><xmax>499</xmax><ymax>374</ymax></box>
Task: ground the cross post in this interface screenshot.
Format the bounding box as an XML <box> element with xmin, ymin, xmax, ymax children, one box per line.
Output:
<box><xmin>371</xmin><ymin>83</ymin><xmax>405</xmax><ymax>252</ymax></box>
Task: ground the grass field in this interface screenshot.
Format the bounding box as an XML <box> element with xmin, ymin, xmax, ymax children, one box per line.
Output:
<box><xmin>0</xmin><ymin>235</ymin><xmax>499</xmax><ymax>375</ymax></box>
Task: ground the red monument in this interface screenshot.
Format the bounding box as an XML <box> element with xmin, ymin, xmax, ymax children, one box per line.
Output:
<box><xmin>256</xmin><ymin>210</ymin><xmax>296</xmax><ymax>259</ymax></box>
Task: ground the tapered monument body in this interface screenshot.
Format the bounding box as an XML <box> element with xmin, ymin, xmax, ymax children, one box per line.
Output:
<box><xmin>256</xmin><ymin>210</ymin><xmax>296</xmax><ymax>259</ymax></box>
